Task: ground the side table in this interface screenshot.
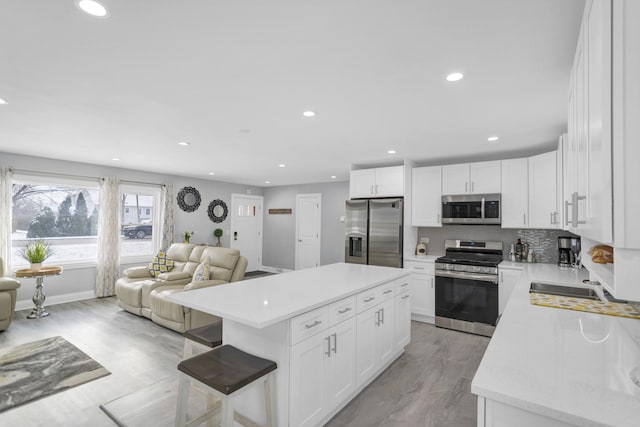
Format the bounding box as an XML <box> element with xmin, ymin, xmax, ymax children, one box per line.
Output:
<box><xmin>15</xmin><ymin>266</ymin><xmax>63</xmax><ymax>319</ymax></box>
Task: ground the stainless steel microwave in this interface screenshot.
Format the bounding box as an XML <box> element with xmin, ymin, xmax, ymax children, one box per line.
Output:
<box><xmin>441</xmin><ymin>194</ymin><xmax>501</xmax><ymax>225</ymax></box>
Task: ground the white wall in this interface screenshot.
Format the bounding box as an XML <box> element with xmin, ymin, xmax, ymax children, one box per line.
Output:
<box><xmin>1</xmin><ymin>151</ymin><xmax>263</xmax><ymax>308</ymax></box>
<box><xmin>262</xmin><ymin>181</ymin><xmax>349</xmax><ymax>270</ymax></box>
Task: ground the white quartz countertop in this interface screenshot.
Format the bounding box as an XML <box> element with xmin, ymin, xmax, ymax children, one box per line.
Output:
<box><xmin>168</xmin><ymin>262</ymin><xmax>409</xmax><ymax>329</ymax></box>
<box><xmin>471</xmin><ymin>263</ymin><xmax>640</xmax><ymax>426</ymax></box>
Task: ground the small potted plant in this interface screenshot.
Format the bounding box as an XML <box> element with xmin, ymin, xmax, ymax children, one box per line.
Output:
<box><xmin>213</xmin><ymin>228</ymin><xmax>223</xmax><ymax>247</ymax></box>
<box><xmin>20</xmin><ymin>239</ymin><xmax>54</xmax><ymax>272</ymax></box>
<box><xmin>183</xmin><ymin>230</ymin><xmax>196</xmax><ymax>243</ymax></box>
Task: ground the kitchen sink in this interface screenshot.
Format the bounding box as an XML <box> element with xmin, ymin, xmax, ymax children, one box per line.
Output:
<box><xmin>529</xmin><ymin>282</ymin><xmax>600</xmax><ymax>300</ymax></box>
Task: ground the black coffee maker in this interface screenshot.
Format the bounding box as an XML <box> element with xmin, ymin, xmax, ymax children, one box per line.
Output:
<box><xmin>558</xmin><ymin>236</ymin><xmax>581</xmax><ymax>267</ymax></box>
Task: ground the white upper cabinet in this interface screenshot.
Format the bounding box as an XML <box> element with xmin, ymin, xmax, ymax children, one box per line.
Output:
<box><xmin>500</xmin><ymin>158</ymin><xmax>528</xmax><ymax>229</ymax></box>
<box><xmin>411</xmin><ymin>166</ymin><xmax>442</xmax><ymax>227</ymax></box>
<box><xmin>442</xmin><ymin>161</ymin><xmax>501</xmax><ymax>195</ymax></box>
<box><xmin>528</xmin><ymin>151</ymin><xmax>560</xmax><ymax>229</ymax></box>
<box><xmin>566</xmin><ymin>0</ymin><xmax>613</xmax><ymax>244</ymax></box>
<box><xmin>350</xmin><ymin>166</ymin><xmax>404</xmax><ymax>198</ymax></box>
<box><xmin>441</xmin><ymin>163</ymin><xmax>469</xmax><ymax>195</ymax></box>
<box><xmin>470</xmin><ymin>161</ymin><xmax>502</xmax><ymax>194</ymax></box>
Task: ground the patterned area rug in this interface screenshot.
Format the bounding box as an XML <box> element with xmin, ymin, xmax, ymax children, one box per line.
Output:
<box><xmin>0</xmin><ymin>336</ymin><xmax>110</xmax><ymax>412</ymax></box>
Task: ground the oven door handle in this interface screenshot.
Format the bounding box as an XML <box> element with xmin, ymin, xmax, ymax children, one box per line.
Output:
<box><xmin>435</xmin><ymin>270</ymin><xmax>498</xmax><ymax>283</ymax></box>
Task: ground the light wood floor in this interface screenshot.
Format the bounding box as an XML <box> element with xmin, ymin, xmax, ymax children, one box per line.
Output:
<box><xmin>0</xmin><ymin>298</ymin><xmax>489</xmax><ymax>427</ymax></box>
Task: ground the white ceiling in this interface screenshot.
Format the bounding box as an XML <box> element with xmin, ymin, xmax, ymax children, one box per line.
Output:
<box><xmin>0</xmin><ymin>0</ymin><xmax>585</xmax><ymax>187</ymax></box>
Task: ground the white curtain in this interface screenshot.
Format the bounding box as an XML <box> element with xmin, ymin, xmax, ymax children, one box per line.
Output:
<box><xmin>159</xmin><ymin>184</ymin><xmax>175</xmax><ymax>251</ymax></box>
<box><xmin>95</xmin><ymin>177</ymin><xmax>120</xmax><ymax>297</ymax></box>
<box><xmin>0</xmin><ymin>168</ymin><xmax>13</xmax><ymax>271</ymax></box>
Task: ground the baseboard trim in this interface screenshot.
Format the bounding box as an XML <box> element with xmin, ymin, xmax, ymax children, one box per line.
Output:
<box><xmin>260</xmin><ymin>265</ymin><xmax>293</xmax><ymax>274</ymax></box>
<box><xmin>16</xmin><ymin>290</ymin><xmax>97</xmax><ymax>311</ymax></box>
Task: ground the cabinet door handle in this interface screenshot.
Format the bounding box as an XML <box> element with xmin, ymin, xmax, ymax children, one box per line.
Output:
<box><xmin>332</xmin><ymin>333</ymin><xmax>337</xmax><ymax>354</ymax></box>
<box><xmin>500</xmin><ymin>272</ymin><xmax>504</xmax><ymax>285</ymax></box>
<box><xmin>305</xmin><ymin>320</ymin><xmax>322</xmax><ymax>329</ymax></box>
<box><xmin>414</xmin><ymin>267</ymin><xmax>424</xmax><ymax>270</ymax></box>
<box><xmin>523</xmin><ymin>213</ymin><xmax>526</xmax><ymax>225</ymax></box>
<box><xmin>375</xmin><ymin>184</ymin><xmax>379</xmax><ymax>194</ymax></box>
<box><xmin>431</xmin><ymin>277</ymin><xmax>434</xmax><ymax>288</ymax></box>
<box><xmin>383</xmin><ymin>289</ymin><xmax>393</xmax><ymax>294</ymax></box>
<box><xmin>381</xmin><ymin>307</ymin><xmax>385</xmax><ymax>324</ymax></box>
<box><xmin>400</xmin><ymin>281</ymin><xmax>410</xmax><ymax>286</ymax></box>
<box><xmin>325</xmin><ymin>336</ymin><xmax>331</xmax><ymax>357</ymax></box>
<box><xmin>370</xmin><ymin>185</ymin><xmax>374</xmax><ymax>195</ymax></box>
<box><xmin>564</xmin><ymin>200</ymin><xmax>571</xmax><ymax>226</ymax></box>
<box><xmin>338</xmin><ymin>307</ymin><xmax>352</xmax><ymax>314</ymax></box>
<box><xmin>375</xmin><ymin>309</ymin><xmax>380</xmax><ymax>326</ymax></box>
<box><xmin>471</xmin><ymin>181</ymin><xmax>474</xmax><ymax>192</ymax></box>
<box><xmin>437</xmin><ymin>213</ymin><xmax>441</xmax><ymax>223</ymax></box>
<box><xmin>364</xmin><ymin>297</ymin><xmax>375</xmax><ymax>303</ymax></box>
<box><xmin>465</xmin><ymin>182</ymin><xmax>468</xmax><ymax>193</ymax></box>
<box><xmin>402</xmin><ymin>294</ymin><xmax>410</xmax><ymax>300</ymax></box>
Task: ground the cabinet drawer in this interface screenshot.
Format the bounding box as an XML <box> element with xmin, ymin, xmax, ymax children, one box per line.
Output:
<box><xmin>379</xmin><ymin>282</ymin><xmax>395</xmax><ymax>302</ymax></box>
<box><xmin>290</xmin><ymin>306</ymin><xmax>329</xmax><ymax>346</ymax></box>
<box><xmin>328</xmin><ymin>296</ymin><xmax>356</xmax><ymax>326</ymax></box>
<box><xmin>395</xmin><ymin>276</ymin><xmax>411</xmax><ymax>294</ymax></box>
<box><xmin>404</xmin><ymin>260</ymin><xmax>435</xmax><ymax>274</ymax></box>
<box><xmin>356</xmin><ymin>286</ymin><xmax>381</xmax><ymax>313</ymax></box>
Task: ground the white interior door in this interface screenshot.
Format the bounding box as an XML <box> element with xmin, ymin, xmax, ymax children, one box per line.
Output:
<box><xmin>230</xmin><ymin>194</ymin><xmax>263</xmax><ymax>272</ymax></box>
<box><xmin>295</xmin><ymin>193</ymin><xmax>321</xmax><ymax>270</ymax></box>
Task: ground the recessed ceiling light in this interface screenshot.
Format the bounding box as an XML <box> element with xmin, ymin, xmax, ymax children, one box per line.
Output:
<box><xmin>0</xmin><ymin>98</ymin><xmax>7</xmax><ymax>105</ymax></box>
<box><xmin>387</xmin><ymin>150</ymin><xmax>397</xmax><ymax>154</ymax></box>
<box><xmin>330</xmin><ymin>175</ymin><xmax>337</xmax><ymax>179</ymax></box>
<box><xmin>208</xmin><ymin>172</ymin><xmax>215</xmax><ymax>176</ymax></box>
<box><xmin>446</xmin><ymin>72</ymin><xmax>464</xmax><ymax>82</ymax></box>
<box><xmin>302</xmin><ymin>110</ymin><xmax>316</xmax><ymax>117</ymax></box>
<box><xmin>75</xmin><ymin>0</ymin><xmax>109</xmax><ymax>18</ymax></box>
<box><xmin>487</xmin><ymin>136</ymin><xmax>499</xmax><ymax>142</ymax></box>
<box><xmin>178</xmin><ymin>141</ymin><xmax>190</xmax><ymax>146</ymax></box>
<box><xmin>278</xmin><ymin>164</ymin><xmax>286</xmax><ymax>168</ymax></box>
<box><xmin>265</xmin><ymin>181</ymin><xmax>270</xmax><ymax>184</ymax></box>
<box><xmin>112</xmin><ymin>157</ymin><xmax>120</xmax><ymax>161</ymax></box>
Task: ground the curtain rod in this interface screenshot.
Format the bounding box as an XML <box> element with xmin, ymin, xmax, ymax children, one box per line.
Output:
<box><xmin>10</xmin><ymin>168</ymin><xmax>165</xmax><ymax>187</ymax></box>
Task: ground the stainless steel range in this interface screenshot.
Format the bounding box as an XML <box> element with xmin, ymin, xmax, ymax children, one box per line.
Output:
<box><xmin>435</xmin><ymin>240</ymin><xmax>503</xmax><ymax>337</ymax></box>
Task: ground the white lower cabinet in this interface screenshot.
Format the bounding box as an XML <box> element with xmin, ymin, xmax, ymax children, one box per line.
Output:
<box><xmin>404</xmin><ymin>260</ymin><xmax>435</xmax><ymax>323</ymax></box>
<box><xmin>356</xmin><ymin>300</ymin><xmax>396</xmax><ymax>386</ymax></box>
<box><xmin>498</xmin><ymin>267</ymin><xmax>523</xmax><ymax>315</ymax></box>
<box><xmin>356</xmin><ymin>290</ymin><xmax>397</xmax><ymax>387</ymax></box>
<box><xmin>290</xmin><ymin>316</ymin><xmax>357</xmax><ymax>427</ymax></box>
<box><xmin>394</xmin><ymin>291</ymin><xmax>411</xmax><ymax>349</ymax></box>
<box><xmin>289</xmin><ymin>276</ymin><xmax>410</xmax><ymax>426</ymax></box>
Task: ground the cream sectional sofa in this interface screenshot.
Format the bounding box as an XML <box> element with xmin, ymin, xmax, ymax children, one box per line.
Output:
<box><xmin>115</xmin><ymin>243</ymin><xmax>247</xmax><ymax>332</ymax></box>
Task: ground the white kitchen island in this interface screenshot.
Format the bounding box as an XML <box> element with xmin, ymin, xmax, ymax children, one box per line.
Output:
<box><xmin>168</xmin><ymin>262</ymin><xmax>411</xmax><ymax>427</ymax></box>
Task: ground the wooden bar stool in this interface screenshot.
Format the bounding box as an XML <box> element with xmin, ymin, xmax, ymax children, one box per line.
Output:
<box><xmin>182</xmin><ymin>321</ymin><xmax>223</xmax><ymax>359</ymax></box>
<box><xmin>175</xmin><ymin>345</ymin><xmax>277</xmax><ymax>427</ymax></box>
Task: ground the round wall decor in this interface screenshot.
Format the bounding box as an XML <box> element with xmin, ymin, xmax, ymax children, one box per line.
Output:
<box><xmin>177</xmin><ymin>186</ymin><xmax>201</xmax><ymax>212</ymax></box>
<box><xmin>208</xmin><ymin>199</ymin><xmax>228</xmax><ymax>223</ymax></box>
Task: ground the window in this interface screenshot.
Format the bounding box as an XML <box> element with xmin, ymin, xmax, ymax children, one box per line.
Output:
<box><xmin>11</xmin><ymin>175</ymin><xmax>100</xmax><ymax>267</ymax></box>
<box><xmin>120</xmin><ymin>184</ymin><xmax>161</xmax><ymax>260</ymax></box>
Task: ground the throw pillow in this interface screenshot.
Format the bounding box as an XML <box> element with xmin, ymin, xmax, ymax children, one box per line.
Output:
<box><xmin>193</xmin><ymin>258</ymin><xmax>210</xmax><ymax>282</ymax></box>
<box><xmin>148</xmin><ymin>250</ymin><xmax>175</xmax><ymax>278</ymax></box>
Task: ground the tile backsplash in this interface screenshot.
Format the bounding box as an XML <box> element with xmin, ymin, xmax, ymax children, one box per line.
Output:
<box><xmin>416</xmin><ymin>225</ymin><xmax>579</xmax><ymax>264</ymax></box>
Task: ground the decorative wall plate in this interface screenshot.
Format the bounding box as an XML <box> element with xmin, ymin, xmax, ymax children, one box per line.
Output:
<box><xmin>177</xmin><ymin>186</ymin><xmax>201</xmax><ymax>212</ymax></box>
<box><xmin>208</xmin><ymin>199</ymin><xmax>228</xmax><ymax>223</ymax></box>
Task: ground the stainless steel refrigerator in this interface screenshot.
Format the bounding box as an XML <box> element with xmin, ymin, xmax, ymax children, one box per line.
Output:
<box><xmin>345</xmin><ymin>198</ymin><xmax>403</xmax><ymax>268</ymax></box>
